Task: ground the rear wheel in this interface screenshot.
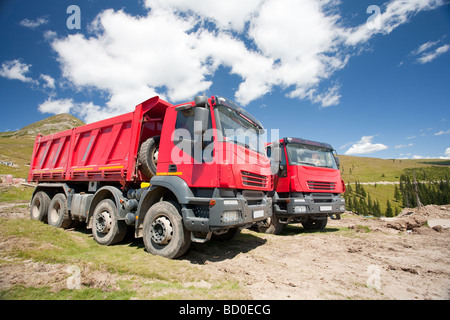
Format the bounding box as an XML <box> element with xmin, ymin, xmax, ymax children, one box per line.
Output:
<box><xmin>91</xmin><ymin>199</ymin><xmax>127</xmax><ymax>245</ymax></box>
<box><xmin>143</xmin><ymin>201</ymin><xmax>191</xmax><ymax>259</ymax></box>
<box><xmin>47</xmin><ymin>193</ymin><xmax>72</xmax><ymax>229</ymax></box>
<box><xmin>30</xmin><ymin>191</ymin><xmax>50</xmax><ymax>222</ymax></box>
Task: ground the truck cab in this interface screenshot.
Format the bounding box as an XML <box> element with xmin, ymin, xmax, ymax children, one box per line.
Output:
<box><xmin>264</xmin><ymin>137</ymin><xmax>345</xmax><ymax>234</ymax></box>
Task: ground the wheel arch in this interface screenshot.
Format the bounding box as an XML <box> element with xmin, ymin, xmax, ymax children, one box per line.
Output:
<box><xmin>32</xmin><ymin>183</ymin><xmax>70</xmax><ymax>200</ymax></box>
<box><xmin>134</xmin><ymin>176</ymin><xmax>193</xmax><ymax>238</ymax></box>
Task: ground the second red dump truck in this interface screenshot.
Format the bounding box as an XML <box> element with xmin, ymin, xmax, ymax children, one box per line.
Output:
<box><xmin>263</xmin><ymin>137</ymin><xmax>345</xmax><ymax>234</ymax></box>
<box><xmin>28</xmin><ymin>95</ymin><xmax>273</xmax><ymax>258</ymax></box>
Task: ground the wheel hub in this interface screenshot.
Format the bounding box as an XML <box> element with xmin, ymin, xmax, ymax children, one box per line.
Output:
<box><xmin>151</xmin><ymin>216</ymin><xmax>173</xmax><ymax>245</ymax></box>
<box><xmin>95</xmin><ymin>211</ymin><xmax>112</xmax><ymax>234</ymax></box>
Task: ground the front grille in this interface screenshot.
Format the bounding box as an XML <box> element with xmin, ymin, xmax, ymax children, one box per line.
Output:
<box><xmin>241</xmin><ymin>171</ymin><xmax>268</xmax><ymax>188</ymax></box>
<box><xmin>307</xmin><ymin>181</ymin><xmax>336</xmax><ymax>190</ymax></box>
<box><xmin>193</xmin><ymin>205</ymin><xmax>209</xmax><ymax>218</ymax></box>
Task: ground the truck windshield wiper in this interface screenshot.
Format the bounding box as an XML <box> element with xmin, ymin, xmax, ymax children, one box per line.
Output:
<box><xmin>232</xmin><ymin>139</ymin><xmax>251</xmax><ymax>150</ymax></box>
<box><xmin>298</xmin><ymin>161</ymin><xmax>316</xmax><ymax>167</ymax></box>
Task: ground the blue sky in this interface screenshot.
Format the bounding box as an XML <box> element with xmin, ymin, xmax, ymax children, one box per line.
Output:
<box><xmin>1</xmin><ymin>0</ymin><xmax>449</xmax><ymax>159</ymax></box>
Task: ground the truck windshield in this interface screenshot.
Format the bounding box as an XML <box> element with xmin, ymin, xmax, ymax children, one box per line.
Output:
<box><xmin>215</xmin><ymin>104</ymin><xmax>266</xmax><ymax>156</ymax></box>
<box><xmin>286</xmin><ymin>143</ymin><xmax>337</xmax><ymax>169</ymax></box>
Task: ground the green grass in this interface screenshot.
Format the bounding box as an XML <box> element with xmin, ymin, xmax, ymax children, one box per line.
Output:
<box><xmin>0</xmin><ymin>136</ymin><xmax>35</xmax><ymax>178</ymax></box>
<box><xmin>340</xmin><ymin>155</ymin><xmax>449</xmax><ymax>183</ymax></box>
<box><xmin>0</xmin><ymin>285</ymin><xmax>136</xmax><ymax>300</ymax></box>
<box><xmin>0</xmin><ymin>218</ymin><xmax>246</xmax><ymax>300</ymax></box>
<box><xmin>363</xmin><ymin>184</ymin><xmax>401</xmax><ymax>214</ymax></box>
<box><xmin>0</xmin><ymin>185</ymin><xmax>35</xmax><ymax>202</ymax></box>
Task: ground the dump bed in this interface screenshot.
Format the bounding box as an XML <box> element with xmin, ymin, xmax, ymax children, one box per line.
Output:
<box><xmin>28</xmin><ymin>96</ymin><xmax>172</xmax><ymax>184</ymax></box>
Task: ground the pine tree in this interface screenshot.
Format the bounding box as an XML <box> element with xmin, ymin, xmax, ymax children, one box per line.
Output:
<box><xmin>359</xmin><ymin>197</ymin><xmax>367</xmax><ymax>216</ymax></box>
<box><xmin>373</xmin><ymin>200</ymin><xmax>381</xmax><ymax>217</ymax></box>
<box><xmin>394</xmin><ymin>185</ymin><xmax>401</xmax><ymax>202</ymax></box>
<box><xmin>385</xmin><ymin>200</ymin><xmax>393</xmax><ymax>217</ymax></box>
<box><xmin>367</xmin><ymin>194</ymin><xmax>373</xmax><ymax>215</ymax></box>
<box><xmin>346</xmin><ymin>196</ymin><xmax>353</xmax><ymax>212</ymax></box>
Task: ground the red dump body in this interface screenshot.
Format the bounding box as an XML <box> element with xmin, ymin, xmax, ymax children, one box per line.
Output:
<box><xmin>28</xmin><ymin>96</ymin><xmax>170</xmax><ymax>184</ymax></box>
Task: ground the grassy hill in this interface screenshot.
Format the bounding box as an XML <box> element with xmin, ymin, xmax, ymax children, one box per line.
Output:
<box><xmin>339</xmin><ymin>155</ymin><xmax>449</xmax><ymax>183</ymax></box>
<box><xmin>339</xmin><ymin>155</ymin><xmax>449</xmax><ymax>215</ymax></box>
<box><xmin>0</xmin><ymin>113</ymin><xmax>85</xmax><ymax>178</ymax></box>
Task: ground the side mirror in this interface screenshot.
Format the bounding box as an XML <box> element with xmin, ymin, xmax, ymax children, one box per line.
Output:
<box><xmin>193</xmin><ymin>106</ymin><xmax>210</xmax><ymax>162</ymax></box>
<box><xmin>194</xmin><ymin>107</ymin><xmax>210</xmax><ymax>135</ymax></box>
<box><xmin>334</xmin><ymin>155</ymin><xmax>340</xmax><ymax>168</ymax></box>
<box><xmin>269</xmin><ymin>142</ymin><xmax>282</xmax><ymax>175</ymax></box>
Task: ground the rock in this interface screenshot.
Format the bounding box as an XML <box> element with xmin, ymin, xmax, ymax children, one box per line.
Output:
<box><xmin>386</xmin><ymin>216</ymin><xmax>427</xmax><ymax>231</ymax></box>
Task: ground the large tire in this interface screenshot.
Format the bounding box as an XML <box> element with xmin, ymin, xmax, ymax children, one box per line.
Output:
<box><xmin>91</xmin><ymin>199</ymin><xmax>127</xmax><ymax>246</ymax></box>
<box><xmin>139</xmin><ymin>136</ymin><xmax>160</xmax><ymax>179</ymax></box>
<box><xmin>30</xmin><ymin>191</ymin><xmax>51</xmax><ymax>222</ymax></box>
<box><xmin>302</xmin><ymin>217</ymin><xmax>328</xmax><ymax>231</ymax></box>
<box><xmin>47</xmin><ymin>193</ymin><xmax>72</xmax><ymax>229</ymax></box>
<box><xmin>143</xmin><ymin>201</ymin><xmax>191</xmax><ymax>259</ymax></box>
<box><xmin>258</xmin><ymin>215</ymin><xmax>284</xmax><ymax>235</ymax></box>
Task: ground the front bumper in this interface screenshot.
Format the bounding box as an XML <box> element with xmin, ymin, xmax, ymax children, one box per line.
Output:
<box><xmin>181</xmin><ymin>192</ymin><xmax>272</xmax><ymax>233</ymax></box>
<box><xmin>274</xmin><ymin>193</ymin><xmax>345</xmax><ymax>218</ymax></box>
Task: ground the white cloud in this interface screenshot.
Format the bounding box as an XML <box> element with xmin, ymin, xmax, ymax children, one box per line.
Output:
<box><xmin>38</xmin><ymin>98</ymin><xmax>107</xmax><ymax>123</ymax></box>
<box><xmin>44</xmin><ymin>30</ymin><xmax>57</xmax><ymax>41</ymax></box>
<box><xmin>434</xmin><ymin>129</ymin><xmax>450</xmax><ymax>136</ymax></box>
<box><xmin>413</xmin><ymin>39</ymin><xmax>441</xmax><ymax>55</ymax></box>
<box><xmin>417</xmin><ymin>44</ymin><xmax>450</xmax><ymax>64</ymax></box>
<box><xmin>343</xmin><ymin>0</ymin><xmax>444</xmax><ymax>46</ymax></box>
<box><xmin>394</xmin><ymin>143</ymin><xmax>414</xmax><ymax>149</ymax></box>
<box><xmin>445</xmin><ymin>147</ymin><xmax>450</xmax><ymax>158</ymax></box>
<box><xmin>40</xmin><ymin>74</ymin><xmax>55</xmax><ymax>89</ymax></box>
<box><xmin>409</xmin><ymin>37</ymin><xmax>450</xmax><ymax>64</ymax></box>
<box><xmin>411</xmin><ymin>148</ymin><xmax>450</xmax><ymax>160</ymax></box>
<box><xmin>344</xmin><ymin>135</ymin><xmax>388</xmax><ymax>155</ymax></box>
<box><xmin>47</xmin><ymin>0</ymin><xmax>445</xmax><ymax>123</ymax></box>
<box><xmin>20</xmin><ymin>17</ymin><xmax>48</xmax><ymax>28</ymax></box>
<box><xmin>38</xmin><ymin>98</ymin><xmax>75</xmax><ymax>114</ymax></box>
<box><xmin>51</xmin><ymin>8</ymin><xmax>211</xmax><ymax>115</ymax></box>
<box><xmin>145</xmin><ymin>0</ymin><xmax>263</xmax><ymax>32</ymax></box>
<box><xmin>0</xmin><ymin>59</ymin><xmax>38</xmax><ymax>84</ymax></box>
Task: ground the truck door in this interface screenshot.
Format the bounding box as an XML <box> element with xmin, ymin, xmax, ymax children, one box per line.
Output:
<box><xmin>158</xmin><ymin>105</ymin><xmax>218</xmax><ymax>188</ymax></box>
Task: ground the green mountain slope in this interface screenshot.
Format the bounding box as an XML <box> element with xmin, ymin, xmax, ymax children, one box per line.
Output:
<box><xmin>0</xmin><ymin>113</ymin><xmax>85</xmax><ymax>178</ymax></box>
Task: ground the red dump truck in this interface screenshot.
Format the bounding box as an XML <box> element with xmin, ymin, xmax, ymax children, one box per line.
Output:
<box><xmin>28</xmin><ymin>95</ymin><xmax>273</xmax><ymax>258</ymax></box>
<box><xmin>263</xmin><ymin>137</ymin><xmax>345</xmax><ymax>234</ymax></box>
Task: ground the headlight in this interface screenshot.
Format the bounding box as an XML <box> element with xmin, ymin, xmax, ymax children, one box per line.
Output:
<box><xmin>340</xmin><ymin>205</ymin><xmax>346</xmax><ymax>211</ymax></box>
<box><xmin>293</xmin><ymin>206</ymin><xmax>307</xmax><ymax>213</ymax></box>
<box><xmin>221</xmin><ymin>210</ymin><xmax>241</xmax><ymax>223</ymax></box>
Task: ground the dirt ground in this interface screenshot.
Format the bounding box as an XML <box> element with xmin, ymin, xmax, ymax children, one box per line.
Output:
<box><xmin>1</xmin><ymin>202</ymin><xmax>449</xmax><ymax>300</ymax></box>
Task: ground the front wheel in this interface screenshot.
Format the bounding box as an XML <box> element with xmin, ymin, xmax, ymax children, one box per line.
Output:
<box><xmin>143</xmin><ymin>201</ymin><xmax>191</xmax><ymax>259</ymax></box>
<box><xmin>258</xmin><ymin>215</ymin><xmax>284</xmax><ymax>234</ymax></box>
<box><xmin>302</xmin><ymin>217</ymin><xmax>328</xmax><ymax>230</ymax></box>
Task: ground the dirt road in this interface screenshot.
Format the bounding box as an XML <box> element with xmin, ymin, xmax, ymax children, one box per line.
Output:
<box><xmin>1</xmin><ymin>203</ymin><xmax>449</xmax><ymax>299</ymax></box>
<box><xmin>186</xmin><ymin>205</ymin><xmax>450</xmax><ymax>299</ymax></box>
